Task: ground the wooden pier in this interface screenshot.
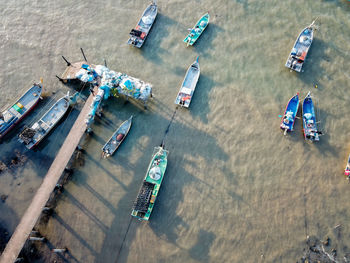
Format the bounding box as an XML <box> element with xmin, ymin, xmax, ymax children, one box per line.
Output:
<box><xmin>0</xmin><ymin>91</ymin><xmax>94</xmax><ymax>263</ymax></box>
<box><xmin>59</xmin><ymin>61</ymin><xmax>86</xmax><ymax>83</ymax></box>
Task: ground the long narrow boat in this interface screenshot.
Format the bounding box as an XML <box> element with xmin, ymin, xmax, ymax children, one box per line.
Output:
<box><xmin>131</xmin><ymin>145</ymin><xmax>168</xmax><ymax>220</ymax></box>
<box><xmin>280</xmin><ymin>93</ymin><xmax>299</xmax><ymax>135</ymax></box>
<box><xmin>184</xmin><ymin>13</ymin><xmax>210</xmax><ymax>46</ymax></box>
<box><xmin>127</xmin><ymin>2</ymin><xmax>158</xmax><ymax>48</ymax></box>
<box><xmin>101</xmin><ymin>116</ymin><xmax>133</xmax><ymax>158</ymax></box>
<box><xmin>0</xmin><ymin>83</ymin><xmax>43</xmax><ymax>139</ymax></box>
<box><xmin>285</xmin><ymin>20</ymin><xmax>317</xmax><ymax>72</ymax></box>
<box><xmin>344</xmin><ymin>154</ymin><xmax>350</xmax><ymax>179</ymax></box>
<box><xmin>174</xmin><ymin>56</ymin><xmax>200</xmax><ymax>108</ymax></box>
<box><xmin>19</xmin><ymin>93</ymin><xmax>70</xmax><ymax>149</ymax></box>
<box><xmin>302</xmin><ymin>92</ymin><xmax>320</xmax><ymax>141</ymax></box>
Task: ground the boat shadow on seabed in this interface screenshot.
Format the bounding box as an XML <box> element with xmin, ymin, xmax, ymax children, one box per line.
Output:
<box><xmin>296</xmin><ymin>38</ymin><xmax>329</xmax><ymax>87</ymax></box>
<box><xmin>193</xmin><ymin>23</ymin><xmax>224</xmax><ymax>56</ymax></box>
<box><xmin>148</xmin><ymin>162</ymin><xmax>217</xmax><ymax>262</ymax></box>
<box><xmin>138</xmin><ymin>13</ymin><xmax>176</xmax><ymax>64</ymax></box>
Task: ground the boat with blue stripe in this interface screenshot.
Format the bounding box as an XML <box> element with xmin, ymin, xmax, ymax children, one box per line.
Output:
<box><xmin>280</xmin><ymin>93</ymin><xmax>299</xmax><ymax>135</ymax></box>
<box><xmin>0</xmin><ymin>83</ymin><xmax>42</xmax><ymax>139</ymax></box>
<box><xmin>302</xmin><ymin>91</ymin><xmax>320</xmax><ymax>141</ymax></box>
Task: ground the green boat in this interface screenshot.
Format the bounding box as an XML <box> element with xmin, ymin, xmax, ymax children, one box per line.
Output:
<box><xmin>131</xmin><ymin>146</ymin><xmax>168</xmax><ymax>220</ymax></box>
<box><xmin>183</xmin><ymin>13</ymin><xmax>210</xmax><ymax>46</ymax></box>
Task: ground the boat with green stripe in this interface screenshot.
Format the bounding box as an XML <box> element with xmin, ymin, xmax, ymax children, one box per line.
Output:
<box><xmin>131</xmin><ymin>145</ymin><xmax>168</xmax><ymax>220</ymax></box>
<box><xmin>184</xmin><ymin>13</ymin><xmax>210</xmax><ymax>46</ymax></box>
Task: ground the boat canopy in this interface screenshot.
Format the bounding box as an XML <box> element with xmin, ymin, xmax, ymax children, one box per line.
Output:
<box><xmin>200</xmin><ymin>20</ymin><xmax>207</xmax><ymax>27</ymax></box>
<box><xmin>304</xmin><ymin>113</ymin><xmax>312</xmax><ymax>120</ymax></box>
<box><xmin>149</xmin><ymin>166</ymin><xmax>161</xmax><ymax>181</ymax></box>
<box><xmin>181</xmin><ymin>87</ymin><xmax>192</xmax><ymax>95</ymax></box>
<box><xmin>142</xmin><ymin>15</ymin><xmax>153</xmax><ymax>25</ymax></box>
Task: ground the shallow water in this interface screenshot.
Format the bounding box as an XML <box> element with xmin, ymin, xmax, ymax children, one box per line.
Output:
<box><xmin>0</xmin><ymin>0</ymin><xmax>350</xmax><ymax>262</ymax></box>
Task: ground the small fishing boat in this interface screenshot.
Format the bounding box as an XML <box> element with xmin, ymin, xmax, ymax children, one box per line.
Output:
<box><xmin>285</xmin><ymin>19</ymin><xmax>317</xmax><ymax>72</ymax></box>
<box><xmin>344</xmin><ymin>154</ymin><xmax>350</xmax><ymax>179</ymax></box>
<box><xmin>101</xmin><ymin>116</ymin><xmax>133</xmax><ymax>158</ymax></box>
<box><xmin>174</xmin><ymin>56</ymin><xmax>200</xmax><ymax>107</ymax></box>
<box><xmin>131</xmin><ymin>145</ymin><xmax>168</xmax><ymax>220</ymax></box>
<box><xmin>302</xmin><ymin>92</ymin><xmax>320</xmax><ymax>141</ymax></box>
<box><xmin>184</xmin><ymin>13</ymin><xmax>210</xmax><ymax>46</ymax></box>
<box><xmin>280</xmin><ymin>93</ymin><xmax>299</xmax><ymax>135</ymax></box>
<box><xmin>127</xmin><ymin>2</ymin><xmax>158</xmax><ymax>48</ymax></box>
<box><xmin>19</xmin><ymin>93</ymin><xmax>70</xmax><ymax>149</ymax></box>
<box><xmin>0</xmin><ymin>83</ymin><xmax>43</xmax><ymax>139</ymax></box>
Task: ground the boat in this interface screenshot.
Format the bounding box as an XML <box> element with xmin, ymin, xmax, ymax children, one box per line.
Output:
<box><xmin>280</xmin><ymin>93</ymin><xmax>299</xmax><ymax>135</ymax></box>
<box><xmin>174</xmin><ymin>56</ymin><xmax>200</xmax><ymax>107</ymax></box>
<box><xmin>127</xmin><ymin>2</ymin><xmax>158</xmax><ymax>48</ymax></box>
<box><xmin>184</xmin><ymin>13</ymin><xmax>210</xmax><ymax>46</ymax></box>
<box><xmin>101</xmin><ymin>116</ymin><xmax>133</xmax><ymax>158</ymax></box>
<box><xmin>302</xmin><ymin>92</ymin><xmax>320</xmax><ymax>141</ymax></box>
<box><xmin>18</xmin><ymin>93</ymin><xmax>70</xmax><ymax>149</ymax></box>
<box><xmin>285</xmin><ymin>19</ymin><xmax>317</xmax><ymax>72</ymax></box>
<box><xmin>344</xmin><ymin>154</ymin><xmax>350</xmax><ymax>179</ymax></box>
<box><xmin>131</xmin><ymin>145</ymin><xmax>168</xmax><ymax>220</ymax></box>
<box><xmin>0</xmin><ymin>83</ymin><xmax>43</xmax><ymax>139</ymax></box>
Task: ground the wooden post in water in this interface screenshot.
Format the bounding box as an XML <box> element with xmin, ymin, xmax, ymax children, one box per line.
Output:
<box><xmin>52</xmin><ymin>248</ymin><xmax>67</xmax><ymax>253</ymax></box>
<box><xmin>28</xmin><ymin>237</ymin><xmax>45</xmax><ymax>242</ymax></box>
<box><xmin>80</xmin><ymin>48</ymin><xmax>87</xmax><ymax>62</ymax></box>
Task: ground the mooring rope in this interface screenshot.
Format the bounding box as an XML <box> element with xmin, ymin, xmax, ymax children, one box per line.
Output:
<box><xmin>161</xmin><ymin>107</ymin><xmax>177</xmax><ymax>147</ymax></box>
<box><xmin>115</xmin><ymin>216</ymin><xmax>133</xmax><ymax>263</ymax></box>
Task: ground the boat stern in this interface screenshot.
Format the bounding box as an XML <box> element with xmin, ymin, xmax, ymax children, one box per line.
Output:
<box><xmin>285</xmin><ymin>56</ymin><xmax>302</xmax><ymax>72</ymax></box>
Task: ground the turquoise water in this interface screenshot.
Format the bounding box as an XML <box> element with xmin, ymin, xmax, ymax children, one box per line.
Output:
<box><xmin>0</xmin><ymin>0</ymin><xmax>350</xmax><ymax>262</ymax></box>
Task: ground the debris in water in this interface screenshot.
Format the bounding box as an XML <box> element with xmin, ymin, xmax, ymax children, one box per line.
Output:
<box><xmin>1</xmin><ymin>194</ymin><xmax>8</xmax><ymax>203</ymax></box>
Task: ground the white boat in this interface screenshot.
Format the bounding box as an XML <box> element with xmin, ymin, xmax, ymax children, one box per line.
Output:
<box><xmin>174</xmin><ymin>57</ymin><xmax>200</xmax><ymax>108</ymax></box>
<box><xmin>19</xmin><ymin>93</ymin><xmax>70</xmax><ymax>149</ymax></box>
<box><xmin>285</xmin><ymin>19</ymin><xmax>317</xmax><ymax>72</ymax></box>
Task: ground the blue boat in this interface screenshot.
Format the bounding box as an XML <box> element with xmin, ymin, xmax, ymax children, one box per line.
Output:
<box><xmin>0</xmin><ymin>83</ymin><xmax>43</xmax><ymax>139</ymax></box>
<box><xmin>302</xmin><ymin>92</ymin><xmax>320</xmax><ymax>141</ymax></box>
<box><xmin>285</xmin><ymin>19</ymin><xmax>317</xmax><ymax>72</ymax></box>
<box><xmin>280</xmin><ymin>93</ymin><xmax>299</xmax><ymax>135</ymax></box>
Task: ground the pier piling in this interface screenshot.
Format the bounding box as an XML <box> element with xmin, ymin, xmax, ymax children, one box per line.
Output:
<box><xmin>52</xmin><ymin>248</ymin><xmax>67</xmax><ymax>253</ymax></box>
<box><xmin>28</xmin><ymin>237</ymin><xmax>45</xmax><ymax>242</ymax></box>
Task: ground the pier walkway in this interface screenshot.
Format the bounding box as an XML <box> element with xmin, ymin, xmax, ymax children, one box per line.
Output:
<box><xmin>0</xmin><ymin>92</ymin><xmax>94</xmax><ymax>263</ymax></box>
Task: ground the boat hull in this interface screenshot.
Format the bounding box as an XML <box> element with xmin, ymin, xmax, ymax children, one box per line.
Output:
<box><xmin>345</xmin><ymin>154</ymin><xmax>350</xmax><ymax>178</ymax></box>
<box><xmin>0</xmin><ymin>83</ymin><xmax>43</xmax><ymax>139</ymax></box>
<box><xmin>302</xmin><ymin>92</ymin><xmax>319</xmax><ymax>141</ymax></box>
<box><xmin>285</xmin><ymin>25</ymin><xmax>314</xmax><ymax>72</ymax></box>
<box><xmin>19</xmin><ymin>94</ymin><xmax>70</xmax><ymax>149</ymax></box>
<box><xmin>184</xmin><ymin>13</ymin><xmax>210</xmax><ymax>46</ymax></box>
<box><xmin>131</xmin><ymin>146</ymin><xmax>168</xmax><ymax>220</ymax></box>
<box><xmin>127</xmin><ymin>2</ymin><xmax>157</xmax><ymax>48</ymax></box>
<box><xmin>175</xmin><ymin>57</ymin><xmax>200</xmax><ymax>108</ymax></box>
<box><xmin>101</xmin><ymin>116</ymin><xmax>133</xmax><ymax>158</ymax></box>
<box><xmin>280</xmin><ymin>93</ymin><xmax>299</xmax><ymax>133</ymax></box>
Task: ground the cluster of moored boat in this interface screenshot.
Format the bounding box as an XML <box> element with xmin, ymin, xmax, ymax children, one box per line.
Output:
<box><xmin>126</xmin><ymin>2</ymin><xmax>208</xmax><ymax>220</ymax></box>
<box><xmin>1</xmin><ymin>4</ymin><xmax>348</xmax><ymax>225</ymax></box>
<box><xmin>280</xmin><ymin>20</ymin><xmax>320</xmax><ymax>140</ymax></box>
<box><xmin>0</xmin><ymin>1</ymin><xmax>209</xmax><ymax>221</ymax></box>
<box><xmin>281</xmin><ymin>18</ymin><xmax>349</xmax><ymax>180</ymax></box>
